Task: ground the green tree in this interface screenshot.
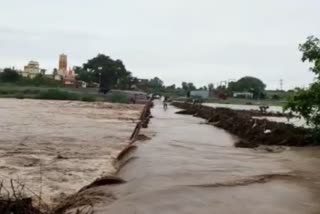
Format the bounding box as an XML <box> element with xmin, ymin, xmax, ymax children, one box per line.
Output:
<box><xmin>166</xmin><ymin>84</ymin><xmax>176</xmax><ymax>90</ymax></box>
<box><xmin>181</xmin><ymin>82</ymin><xmax>197</xmax><ymax>91</ymax></box>
<box><xmin>300</xmin><ymin>36</ymin><xmax>320</xmax><ymax>76</ymax></box>
<box><xmin>74</xmin><ymin>66</ymin><xmax>93</xmax><ymax>83</ymax></box>
<box><xmin>182</xmin><ymin>82</ymin><xmax>188</xmax><ymax>91</ymax></box>
<box><xmin>228</xmin><ymin>76</ymin><xmax>266</xmax><ymax>99</ymax></box>
<box><xmin>53</xmin><ymin>68</ymin><xmax>59</xmax><ymax>76</ymax></box>
<box><xmin>208</xmin><ymin>83</ymin><xmax>214</xmax><ymax>91</ymax></box>
<box><xmin>133</xmin><ymin>77</ymin><xmax>164</xmax><ymax>92</ymax></box>
<box><xmin>0</xmin><ymin>68</ymin><xmax>20</xmax><ymax>82</ymax></box>
<box><xmin>79</xmin><ymin>54</ymin><xmax>130</xmax><ymax>90</ymax></box>
<box><xmin>149</xmin><ymin>77</ymin><xmax>164</xmax><ymax>89</ymax></box>
<box><xmin>285</xmin><ymin>36</ymin><xmax>320</xmax><ymax>129</ymax></box>
<box><xmin>187</xmin><ymin>82</ymin><xmax>196</xmax><ymax>90</ymax></box>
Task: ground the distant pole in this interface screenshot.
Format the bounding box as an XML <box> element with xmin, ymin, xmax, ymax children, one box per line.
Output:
<box><xmin>280</xmin><ymin>79</ymin><xmax>283</xmax><ymax>91</ymax></box>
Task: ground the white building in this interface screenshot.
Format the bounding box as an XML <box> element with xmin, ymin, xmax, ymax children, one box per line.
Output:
<box><xmin>233</xmin><ymin>92</ymin><xmax>254</xmax><ymax>99</ymax></box>
<box><xmin>22</xmin><ymin>61</ymin><xmax>40</xmax><ymax>79</ymax></box>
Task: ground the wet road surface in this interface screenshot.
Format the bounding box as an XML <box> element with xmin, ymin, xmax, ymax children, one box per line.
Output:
<box><xmin>95</xmin><ymin>102</ymin><xmax>320</xmax><ymax>214</ymax></box>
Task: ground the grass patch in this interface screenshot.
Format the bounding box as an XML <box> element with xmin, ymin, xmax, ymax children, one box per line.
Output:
<box><xmin>37</xmin><ymin>89</ymin><xmax>80</xmax><ymax>101</ymax></box>
<box><xmin>22</xmin><ymin>88</ymin><xmax>41</xmax><ymax>94</ymax></box>
<box><xmin>81</xmin><ymin>95</ymin><xmax>97</xmax><ymax>102</ymax></box>
<box><xmin>15</xmin><ymin>93</ymin><xmax>25</xmax><ymax>99</ymax></box>
<box><xmin>0</xmin><ymin>86</ymin><xmax>139</xmax><ymax>104</ymax></box>
<box><xmin>111</xmin><ymin>93</ymin><xmax>129</xmax><ymax>104</ymax></box>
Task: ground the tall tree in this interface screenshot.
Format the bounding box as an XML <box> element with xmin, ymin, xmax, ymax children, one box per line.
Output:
<box><xmin>181</xmin><ymin>82</ymin><xmax>197</xmax><ymax>91</ymax></box>
<box><xmin>80</xmin><ymin>54</ymin><xmax>130</xmax><ymax>90</ymax></box>
<box><xmin>149</xmin><ymin>77</ymin><xmax>164</xmax><ymax>89</ymax></box>
<box><xmin>166</xmin><ymin>84</ymin><xmax>176</xmax><ymax>90</ymax></box>
<box><xmin>285</xmin><ymin>36</ymin><xmax>320</xmax><ymax>129</ymax></box>
<box><xmin>187</xmin><ymin>82</ymin><xmax>196</xmax><ymax>91</ymax></box>
<box><xmin>208</xmin><ymin>83</ymin><xmax>214</xmax><ymax>91</ymax></box>
<box><xmin>0</xmin><ymin>68</ymin><xmax>20</xmax><ymax>82</ymax></box>
<box><xmin>182</xmin><ymin>82</ymin><xmax>188</xmax><ymax>91</ymax></box>
<box><xmin>228</xmin><ymin>76</ymin><xmax>266</xmax><ymax>99</ymax></box>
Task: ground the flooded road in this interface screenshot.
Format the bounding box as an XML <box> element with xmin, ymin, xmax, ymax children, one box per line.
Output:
<box><xmin>95</xmin><ymin>102</ymin><xmax>320</xmax><ymax>214</ymax></box>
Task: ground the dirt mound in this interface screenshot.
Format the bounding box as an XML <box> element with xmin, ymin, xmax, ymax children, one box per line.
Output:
<box><xmin>52</xmin><ymin>189</ymin><xmax>116</xmax><ymax>214</ymax></box>
<box><xmin>80</xmin><ymin>176</ymin><xmax>126</xmax><ymax>192</ymax></box>
<box><xmin>172</xmin><ymin>102</ymin><xmax>316</xmax><ymax>148</ymax></box>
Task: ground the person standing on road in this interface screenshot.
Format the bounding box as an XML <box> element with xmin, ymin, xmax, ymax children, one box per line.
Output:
<box><xmin>163</xmin><ymin>96</ymin><xmax>168</xmax><ymax>110</ymax></box>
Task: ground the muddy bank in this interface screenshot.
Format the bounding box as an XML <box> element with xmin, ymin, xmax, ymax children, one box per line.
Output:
<box><xmin>172</xmin><ymin>102</ymin><xmax>316</xmax><ymax>148</ymax></box>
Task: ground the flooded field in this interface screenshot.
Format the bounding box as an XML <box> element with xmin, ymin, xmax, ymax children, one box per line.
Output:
<box><xmin>204</xmin><ymin>103</ymin><xmax>307</xmax><ymax>127</ymax></box>
<box><xmin>204</xmin><ymin>103</ymin><xmax>284</xmax><ymax>112</ymax></box>
<box><xmin>0</xmin><ymin>98</ymin><xmax>142</xmax><ymax>206</ymax></box>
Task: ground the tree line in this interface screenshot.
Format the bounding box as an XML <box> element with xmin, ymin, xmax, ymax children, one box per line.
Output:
<box><xmin>0</xmin><ymin>36</ymin><xmax>319</xmax><ymax>131</ymax></box>
<box><xmin>0</xmin><ymin>53</ymin><xmax>267</xmax><ymax>99</ymax></box>
<box><xmin>75</xmin><ymin>54</ymin><xmax>269</xmax><ymax>99</ymax></box>
<box><xmin>0</xmin><ymin>68</ymin><xmax>62</xmax><ymax>87</ymax></box>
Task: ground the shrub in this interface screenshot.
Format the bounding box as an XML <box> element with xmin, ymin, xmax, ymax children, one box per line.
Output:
<box><xmin>81</xmin><ymin>95</ymin><xmax>96</xmax><ymax>102</ymax></box>
<box><xmin>272</xmin><ymin>94</ymin><xmax>280</xmax><ymax>100</ymax></box>
<box><xmin>111</xmin><ymin>93</ymin><xmax>129</xmax><ymax>104</ymax></box>
<box><xmin>15</xmin><ymin>93</ymin><xmax>25</xmax><ymax>99</ymax></box>
<box><xmin>22</xmin><ymin>88</ymin><xmax>41</xmax><ymax>94</ymax></box>
<box><xmin>37</xmin><ymin>89</ymin><xmax>80</xmax><ymax>101</ymax></box>
<box><xmin>17</xmin><ymin>75</ymin><xmax>63</xmax><ymax>87</ymax></box>
<box><xmin>0</xmin><ymin>88</ymin><xmax>20</xmax><ymax>95</ymax></box>
<box><xmin>0</xmin><ymin>89</ymin><xmax>9</xmax><ymax>95</ymax></box>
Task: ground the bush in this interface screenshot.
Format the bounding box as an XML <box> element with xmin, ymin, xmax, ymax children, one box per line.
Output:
<box><xmin>37</xmin><ymin>89</ymin><xmax>80</xmax><ymax>101</ymax></box>
<box><xmin>272</xmin><ymin>94</ymin><xmax>280</xmax><ymax>100</ymax></box>
<box><xmin>0</xmin><ymin>88</ymin><xmax>18</xmax><ymax>95</ymax></box>
<box><xmin>111</xmin><ymin>93</ymin><xmax>129</xmax><ymax>104</ymax></box>
<box><xmin>15</xmin><ymin>93</ymin><xmax>25</xmax><ymax>99</ymax></box>
<box><xmin>22</xmin><ymin>88</ymin><xmax>41</xmax><ymax>94</ymax></box>
<box><xmin>17</xmin><ymin>75</ymin><xmax>63</xmax><ymax>87</ymax></box>
<box><xmin>0</xmin><ymin>89</ymin><xmax>9</xmax><ymax>95</ymax></box>
<box><xmin>0</xmin><ymin>69</ymin><xmax>20</xmax><ymax>82</ymax></box>
<box><xmin>81</xmin><ymin>95</ymin><xmax>96</xmax><ymax>102</ymax></box>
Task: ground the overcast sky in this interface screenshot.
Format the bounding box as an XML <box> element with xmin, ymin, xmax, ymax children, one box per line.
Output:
<box><xmin>0</xmin><ymin>0</ymin><xmax>319</xmax><ymax>89</ymax></box>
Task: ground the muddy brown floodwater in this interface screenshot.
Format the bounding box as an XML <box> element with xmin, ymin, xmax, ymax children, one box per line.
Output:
<box><xmin>93</xmin><ymin>101</ymin><xmax>320</xmax><ymax>214</ymax></box>
<box><xmin>0</xmin><ymin>98</ymin><xmax>143</xmax><ymax>206</ymax></box>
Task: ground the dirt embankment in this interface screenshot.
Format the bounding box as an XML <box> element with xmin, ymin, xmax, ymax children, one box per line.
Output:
<box><xmin>172</xmin><ymin>102</ymin><xmax>316</xmax><ymax>148</ymax></box>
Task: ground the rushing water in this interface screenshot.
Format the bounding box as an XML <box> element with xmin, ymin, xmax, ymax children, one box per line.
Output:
<box><xmin>93</xmin><ymin>102</ymin><xmax>320</xmax><ymax>213</ymax></box>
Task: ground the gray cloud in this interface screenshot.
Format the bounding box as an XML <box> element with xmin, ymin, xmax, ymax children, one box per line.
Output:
<box><xmin>0</xmin><ymin>0</ymin><xmax>319</xmax><ymax>89</ymax></box>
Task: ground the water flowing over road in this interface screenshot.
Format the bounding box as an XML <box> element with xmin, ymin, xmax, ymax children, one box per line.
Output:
<box><xmin>96</xmin><ymin>102</ymin><xmax>320</xmax><ymax>214</ymax></box>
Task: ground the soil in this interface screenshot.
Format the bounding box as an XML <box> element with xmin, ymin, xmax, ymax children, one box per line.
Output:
<box><xmin>173</xmin><ymin>102</ymin><xmax>316</xmax><ymax>148</ymax></box>
<box><xmin>0</xmin><ymin>98</ymin><xmax>143</xmax><ymax>207</ymax></box>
